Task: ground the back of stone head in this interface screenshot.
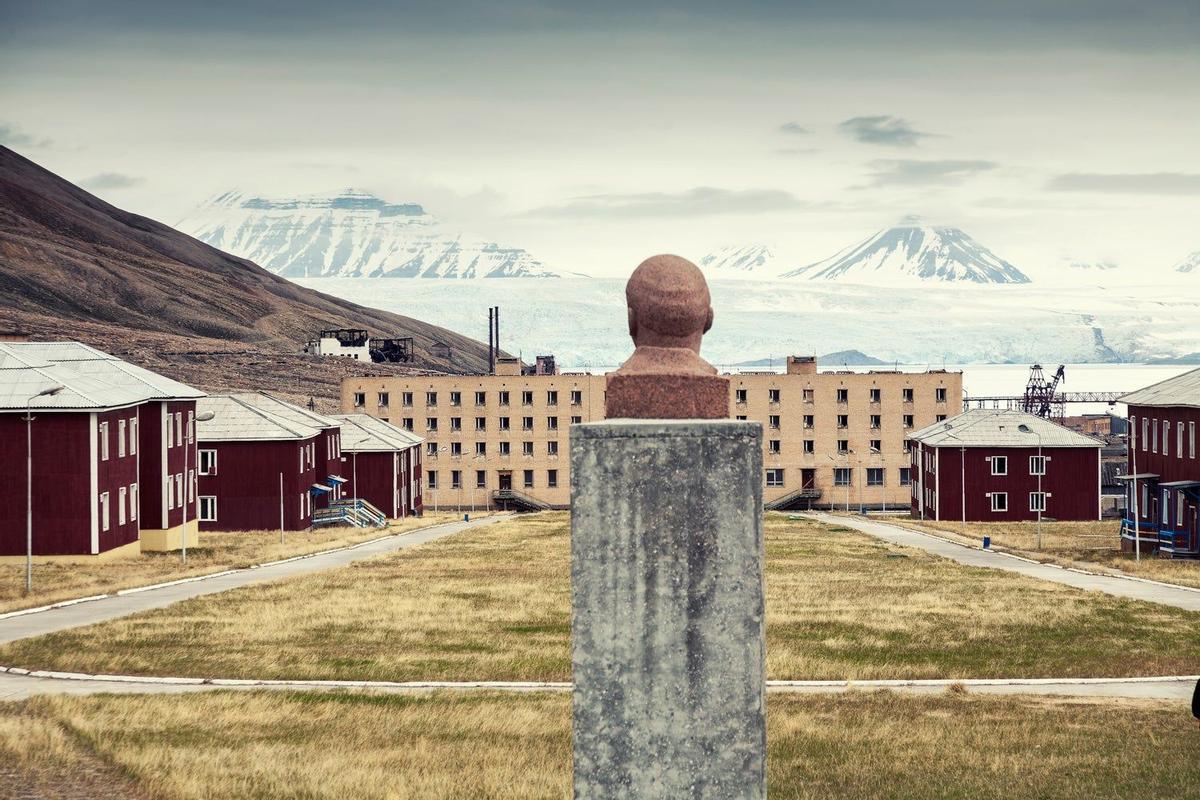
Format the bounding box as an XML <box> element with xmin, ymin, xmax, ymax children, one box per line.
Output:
<box><xmin>626</xmin><ymin>254</ymin><xmax>713</xmax><ymax>348</ymax></box>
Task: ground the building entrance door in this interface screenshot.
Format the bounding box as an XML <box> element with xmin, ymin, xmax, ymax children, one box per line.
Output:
<box><xmin>498</xmin><ymin>471</ymin><xmax>513</xmax><ymax>491</ymax></box>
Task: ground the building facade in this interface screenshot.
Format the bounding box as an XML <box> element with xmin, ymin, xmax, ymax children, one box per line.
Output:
<box><xmin>0</xmin><ymin>346</ymin><xmax>146</xmax><ymax>560</ymax></box>
<box><xmin>196</xmin><ymin>394</ymin><xmax>342</xmax><ymax>532</ymax></box>
<box><xmin>5</xmin><ymin>343</ymin><xmax>207</xmax><ymax>551</ymax></box>
<box><xmin>332</xmin><ymin>414</ymin><xmax>423</xmax><ymax>518</ymax></box>
<box><xmin>1120</xmin><ymin>368</ymin><xmax>1199</xmax><ymax>557</ymax></box>
<box><xmin>908</xmin><ymin>409</ymin><xmax>1102</xmax><ymax>523</ymax></box>
<box><xmin>341</xmin><ymin>356</ymin><xmax>962</xmax><ymax>510</ymax></box>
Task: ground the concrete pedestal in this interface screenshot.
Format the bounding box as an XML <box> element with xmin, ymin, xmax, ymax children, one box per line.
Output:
<box><xmin>571</xmin><ymin>420</ymin><xmax>765</xmax><ymax>799</ymax></box>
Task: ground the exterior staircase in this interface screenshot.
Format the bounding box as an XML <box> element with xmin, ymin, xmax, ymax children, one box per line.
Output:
<box><xmin>491</xmin><ymin>488</ymin><xmax>552</xmax><ymax>512</ymax></box>
<box><xmin>312</xmin><ymin>498</ymin><xmax>389</xmax><ymax>528</ymax></box>
<box><xmin>765</xmin><ymin>487</ymin><xmax>822</xmax><ymax>512</ymax></box>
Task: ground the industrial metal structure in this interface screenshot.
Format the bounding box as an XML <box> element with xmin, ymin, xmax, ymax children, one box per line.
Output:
<box><xmin>963</xmin><ymin>364</ymin><xmax>1122</xmax><ymax>417</ymax></box>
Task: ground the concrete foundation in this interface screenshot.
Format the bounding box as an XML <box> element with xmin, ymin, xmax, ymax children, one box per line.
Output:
<box><xmin>139</xmin><ymin>519</ymin><xmax>199</xmax><ymax>552</ymax></box>
<box><xmin>571</xmin><ymin>419</ymin><xmax>765</xmax><ymax>799</ymax></box>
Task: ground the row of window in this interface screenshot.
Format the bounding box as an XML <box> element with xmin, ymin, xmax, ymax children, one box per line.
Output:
<box><xmin>359</xmin><ymin>390</ymin><xmax>586</xmax><ymax>408</ymax></box>
<box><xmin>736</xmin><ymin>387</ymin><xmax>949</xmax><ymax>405</ymax></box>
<box><xmin>917</xmin><ymin>489</ymin><xmax>1048</xmax><ymax>513</ymax></box>
<box><xmin>764</xmin><ymin>467</ymin><xmax>913</xmax><ymax>488</ymax></box>
<box><xmin>427</xmin><ymin>469</ymin><xmax>559</xmax><ymax>490</ymax></box>
<box><xmin>749</xmin><ymin>413</ymin><xmax>940</xmax><ymax>430</ymax></box>
<box><xmin>918</xmin><ymin>453</ymin><xmax>1048</xmax><ymax>476</ymax></box>
<box><xmin>769</xmin><ymin>439</ymin><xmax>917</xmax><ymax>456</ymax></box>
<box><xmin>427</xmin><ymin>440</ymin><xmax>560</xmax><ymax>457</ymax></box>
<box><xmin>97</xmin><ymin>417</ymin><xmax>138</xmax><ymax>461</ymax></box>
<box><xmin>1134</xmin><ymin>415</ymin><xmax>1197</xmax><ymax>459</ymax></box>
<box><xmin>98</xmin><ymin>483</ymin><xmax>139</xmax><ymax>531</ymax></box>
<box><xmin>410</xmin><ymin>415</ymin><xmax>580</xmax><ymax>433</ymax></box>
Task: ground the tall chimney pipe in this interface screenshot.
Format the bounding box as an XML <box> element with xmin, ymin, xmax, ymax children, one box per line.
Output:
<box><xmin>488</xmin><ymin>307</ymin><xmax>495</xmax><ymax>374</ymax></box>
<box><xmin>494</xmin><ymin>306</ymin><xmax>500</xmax><ymax>364</ymax></box>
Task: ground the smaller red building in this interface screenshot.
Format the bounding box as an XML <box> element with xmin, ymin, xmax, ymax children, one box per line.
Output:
<box><xmin>332</xmin><ymin>414</ymin><xmax>423</xmax><ymax>518</ymax></box>
<box><xmin>0</xmin><ymin>345</ymin><xmax>147</xmax><ymax>559</ymax></box>
<box><xmin>908</xmin><ymin>410</ymin><xmax>1102</xmax><ymax>523</ymax></box>
<box><xmin>1120</xmin><ymin>367</ymin><xmax>1199</xmax><ymax>558</ymax></box>
<box><xmin>195</xmin><ymin>393</ymin><xmax>344</xmax><ymax>532</ymax></box>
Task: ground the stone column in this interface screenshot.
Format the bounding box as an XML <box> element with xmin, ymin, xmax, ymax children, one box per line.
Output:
<box><xmin>571</xmin><ymin>419</ymin><xmax>765</xmax><ymax>799</ymax></box>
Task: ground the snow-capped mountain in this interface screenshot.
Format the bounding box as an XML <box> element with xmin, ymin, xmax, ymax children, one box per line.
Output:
<box><xmin>1173</xmin><ymin>250</ymin><xmax>1200</xmax><ymax>274</ymax></box>
<box><xmin>699</xmin><ymin>245</ymin><xmax>775</xmax><ymax>275</ymax></box>
<box><xmin>780</xmin><ymin>226</ymin><xmax>1031</xmax><ymax>285</ymax></box>
<box><xmin>1065</xmin><ymin>259</ymin><xmax>1119</xmax><ymax>271</ymax></box>
<box><xmin>176</xmin><ymin>189</ymin><xmax>559</xmax><ymax>279</ymax></box>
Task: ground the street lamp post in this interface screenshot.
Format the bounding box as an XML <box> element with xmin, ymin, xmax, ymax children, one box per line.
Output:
<box><xmin>1019</xmin><ymin>424</ymin><xmax>1043</xmax><ymax>550</ymax></box>
<box><xmin>26</xmin><ymin>385</ymin><xmax>64</xmax><ymax>594</ymax></box>
<box><xmin>181</xmin><ymin>409</ymin><xmax>216</xmax><ymax>564</ymax></box>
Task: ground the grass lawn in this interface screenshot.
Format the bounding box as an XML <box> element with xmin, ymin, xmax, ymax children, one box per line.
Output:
<box><xmin>883</xmin><ymin>516</ymin><xmax>1200</xmax><ymax>590</ymax></box>
<box><xmin>0</xmin><ymin>512</ymin><xmax>469</xmax><ymax>615</ymax></box>
<box><xmin>2</xmin><ymin>512</ymin><xmax>1198</xmax><ymax>681</ymax></box>
<box><xmin>1</xmin><ymin>690</ymin><xmax>1196</xmax><ymax>800</ymax></box>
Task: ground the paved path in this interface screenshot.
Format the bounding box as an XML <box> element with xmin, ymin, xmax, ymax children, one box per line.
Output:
<box><xmin>0</xmin><ymin>515</ymin><xmax>504</xmax><ymax>646</ymax></box>
<box><xmin>0</xmin><ymin>671</ymin><xmax>1193</xmax><ymax>701</ymax></box>
<box><xmin>802</xmin><ymin>513</ymin><xmax>1200</xmax><ymax>612</ymax></box>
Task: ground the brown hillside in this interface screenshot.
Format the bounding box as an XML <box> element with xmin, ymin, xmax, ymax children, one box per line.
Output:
<box><xmin>0</xmin><ymin>146</ymin><xmax>494</xmax><ymax>406</ymax></box>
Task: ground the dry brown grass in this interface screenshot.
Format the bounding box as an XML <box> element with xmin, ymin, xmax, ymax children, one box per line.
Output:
<box><xmin>3</xmin><ymin>691</ymin><xmax>1197</xmax><ymax>800</ymax></box>
<box><xmin>882</xmin><ymin>516</ymin><xmax>1200</xmax><ymax>590</ymax></box>
<box><xmin>0</xmin><ymin>512</ymin><xmax>469</xmax><ymax>615</ymax></box>
<box><xmin>3</xmin><ymin>513</ymin><xmax>1198</xmax><ymax>681</ymax></box>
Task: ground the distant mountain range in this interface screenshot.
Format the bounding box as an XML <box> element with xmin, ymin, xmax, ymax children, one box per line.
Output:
<box><xmin>1174</xmin><ymin>250</ymin><xmax>1200</xmax><ymax>274</ymax></box>
<box><xmin>698</xmin><ymin>244</ymin><xmax>774</xmax><ymax>274</ymax></box>
<box><xmin>780</xmin><ymin>226</ymin><xmax>1031</xmax><ymax>284</ymax></box>
<box><xmin>176</xmin><ymin>189</ymin><xmax>560</xmax><ymax>279</ymax></box>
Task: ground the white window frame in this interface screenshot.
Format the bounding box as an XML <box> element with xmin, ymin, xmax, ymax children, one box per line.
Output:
<box><xmin>1191</xmin><ymin>421</ymin><xmax>1196</xmax><ymax>459</ymax></box>
<box><xmin>198</xmin><ymin>495</ymin><xmax>217</xmax><ymax>522</ymax></box>
<box><xmin>990</xmin><ymin>492</ymin><xmax>1008</xmax><ymax>512</ymax></box>
<box><xmin>1029</xmin><ymin>491</ymin><xmax>1047</xmax><ymax>512</ymax></box>
<box><xmin>187</xmin><ymin>469</ymin><xmax>195</xmax><ymax>502</ymax></box>
<box><xmin>99</xmin><ymin>421</ymin><xmax>110</xmax><ymax>461</ymax></box>
<box><xmin>990</xmin><ymin>455</ymin><xmax>1008</xmax><ymax>476</ymax></box>
<box><xmin>118</xmin><ymin>486</ymin><xmax>127</xmax><ymax>525</ymax></box>
<box><xmin>1141</xmin><ymin>417</ymin><xmax>1148</xmax><ymax>451</ymax></box>
<box><xmin>118</xmin><ymin>419</ymin><xmax>127</xmax><ymax>458</ymax></box>
<box><xmin>1152</xmin><ymin>418</ymin><xmax>1158</xmax><ymax>453</ymax></box>
<box><xmin>175</xmin><ymin>412</ymin><xmax>183</xmax><ymax>446</ymax></box>
<box><xmin>1161</xmin><ymin>488</ymin><xmax>1169</xmax><ymax>525</ymax></box>
<box><xmin>166</xmin><ymin>475</ymin><xmax>175</xmax><ymax>510</ymax></box>
<box><xmin>1177</xmin><ymin>423</ymin><xmax>1184</xmax><ymax>459</ymax></box>
<box><xmin>765</xmin><ymin>468</ymin><xmax>785</xmax><ymax>487</ymax></box>
<box><xmin>199</xmin><ymin>449</ymin><xmax>217</xmax><ymax>475</ymax></box>
<box><xmin>166</xmin><ymin>412</ymin><xmax>174</xmax><ymax>449</ymax></box>
<box><xmin>1163</xmin><ymin>420</ymin><xmax>1170</xmax><ymax>456</ymax></box>
<box><xmin>100</xmin><ymin>491</ymin><xmax>110</xmax><ymax>531</ymax></box>
<box><xmin>130</xmin><ymin>483</ymin><xmax>138</xmax><ymax>522</ymax></box>
<box><xmin>130</xmin><ymin>417</ymin><xmax>138</xmax><ymax>456</ymax></box>
<box><xmin>1029</xmin><ymin>455</ymin><xmax>1047</xmax><ymax>476</ymax></box>
<box><xmin>186</xmin><ymin>410</ymin><xmax>194</xmax><ymax>445</ymax></box>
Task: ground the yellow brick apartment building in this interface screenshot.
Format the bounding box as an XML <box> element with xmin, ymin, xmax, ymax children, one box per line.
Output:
<box><xmin>341</xmin><ymin>356</ymin><xmax>962</xmax><ymax>510</ymax></box>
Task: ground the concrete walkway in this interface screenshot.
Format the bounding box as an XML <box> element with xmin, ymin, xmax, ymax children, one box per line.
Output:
<box><xmin>803</xmin><ymin>513</ymin><xmax>1200</xmax><ymax>612</ymax></box>
<box><xmin>0</xmin><ymin>670</ymin><xmax>1193</xmax><ymax>701</ymax></box>
<box><xmin>0</xmin><ymin>515</ymin><xmax>504</xmax><ymax>646</ymax></box>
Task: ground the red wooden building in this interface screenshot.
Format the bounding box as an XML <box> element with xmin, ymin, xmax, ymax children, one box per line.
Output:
<box><xmin>1120</xmin><ymin>368</ymin><xmax>1199</xmax><ymax>558</ymax></box>
<box><xmin>908</xmin><ymin>410</ymin><xmax>1102</xmax><ymax>523</ymax></box>
<box><xmin>8</xmin><ymin>342</ymin><xmax>206</xmax><ymax>551</ymax></box>
<box><xmin>195</xmin><ymin>393</ymin><xmax>345</xmax><ymax>532</ymax></box>
<box><xmin>332</xmin><ymin>414</ymin><xmax>423</xmax><ymax>518</ymax></box>
<box><xmin>0</xmin><ymin>345</ymin><xmax>147</xmax><ymax>560</ymax></box>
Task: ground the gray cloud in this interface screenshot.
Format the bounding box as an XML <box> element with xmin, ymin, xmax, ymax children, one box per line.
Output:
<box><xmin>80</xmin><ymin>172</ymin><xmax>143</xmax><ymax>190</ymax></box>
<box><xmin>779</xmin><ymin>122</ymin><xmax>811</xmax><ymax>135</ymax></box>
<box><xmin>1046</xmin><ymin>172</ymin><xmax>1200</xmax><ymax>195</ymax></box>
<box><xmin>526</xmin><ymin>187</ymin><xmax>808</xmax><ymax>218</ymax></box>
<box><xmin>861</xmin><ymin>159</ymin><xmax>998</xmax><ymax>187</ymax></box>
<box><xmin>0</xmin><ymin>123</ymin><xmax>52</xmax><ymax>149</ymax></box>
<box><xmin>839</xmin><ymin>116</ymin><xmax>936</xmax><ymax>147</ymax></box>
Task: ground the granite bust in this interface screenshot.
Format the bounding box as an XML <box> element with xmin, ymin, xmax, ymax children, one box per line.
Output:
<box><xmin>604</xmin><ymin>254</ymin><xmax>731</xmax><ymax>419</ymax></box>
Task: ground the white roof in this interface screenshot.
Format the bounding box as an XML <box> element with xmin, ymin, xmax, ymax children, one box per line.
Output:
<box><xmin>332</xmin><ymin>413</ymin><xmax>423</xmax><ymax>453</ymax></box>
<box><xmin>4</xmin><ymin>342</ymin><xmax>204</xmax><ymax>401</ymax></box>
<box><xmin>197</xmin><ymin>393</ymin><xmax>332</xmax><ymax>442</ymax></box>
<box><xmin>908</xmin><ymin>409</ymin><xmax>1103</xmax><ymax>448</ymax></box>
<box><xmin>0</xmin><ymin>345</ymin><xmax>148</xmax><ymax>411</ymax></box>
<box><xmin>1119</xmin><ymin>366</ymin><xmax>1200</xmax><ymax>409</ymax></box>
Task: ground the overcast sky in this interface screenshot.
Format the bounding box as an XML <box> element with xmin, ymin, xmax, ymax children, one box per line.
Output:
<box><xmin>2</xmin><ymin>0</ymin><xmax>1198</xmax><ymax>278</ymax></box>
